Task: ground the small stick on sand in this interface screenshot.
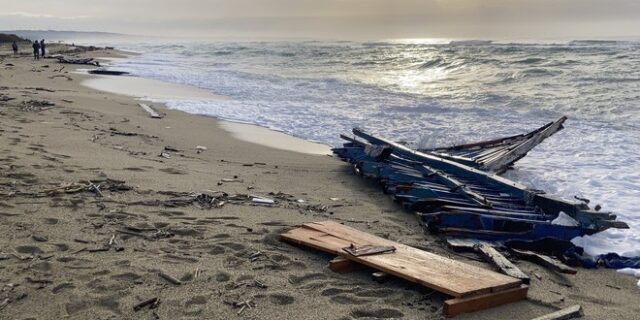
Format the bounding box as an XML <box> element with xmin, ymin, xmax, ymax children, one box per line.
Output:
<box><xmin>133</xmin><ymin>297</ymin><xmax>159</xmax><ymax>311</ymax></box>
<box><xmin>159</xmin><ymin>271</ymin><xmax>182</xmax><ymax>285</ymax></box>
<box><xmin>88</xmin><ymin>182</ymin><xmax>103</xmax><ymax>197</ymax></box>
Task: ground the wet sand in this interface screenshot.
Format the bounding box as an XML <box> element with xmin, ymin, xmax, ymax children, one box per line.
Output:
<box><xmin>0</xmin><ymin>44</ymin><xmax>638</xmax><ymax>320</ymax></box>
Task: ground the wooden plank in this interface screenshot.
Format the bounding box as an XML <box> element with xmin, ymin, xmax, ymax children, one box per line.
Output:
<box><xmin>530</xmin><ymin>305</ymin><xmax>583</xmax><ymax>320</ymax></box>
<box><xmin>328</xmin><ymin>256</ymin><xmax>354</xmax><ymax>273</ymax></box>
<box><xmin>475</xmin><ymin>243</ymin><xmax>530</xmax><ymax>284</ymax></box>
<box><xmin>511</xmin><ymin>249</ymin><xmax>577</xmax><ymax>275</ymax></box>
<box><xmin>281</xmin><ymin>221</ymin><xmax>522</xmax><ymax>298</ymax></box>
<box><xmin>444</xmin><ymin>284</ymin><xmax>528</xmax><ymax>317</ymax></box>
<box><xmin>138</xmin><ymin>103</ymin><xmax>162</xmax><ymax>119</ymax></box>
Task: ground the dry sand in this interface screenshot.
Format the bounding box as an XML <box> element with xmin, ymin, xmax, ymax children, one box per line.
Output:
<box><xmin>0</xmin><ymin>44</ymin><xmax>638</xmax><ymax>320</ymax></box>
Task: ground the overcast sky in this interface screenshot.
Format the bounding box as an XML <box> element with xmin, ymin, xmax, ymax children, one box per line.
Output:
<box><xmin>1</xmin><ymin>0</ymin><xmax>640</xmax><ymax>40</ymax></box>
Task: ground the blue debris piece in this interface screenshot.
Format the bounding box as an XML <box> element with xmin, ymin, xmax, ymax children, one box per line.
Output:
<box><xmin>333</xmin><ymin>128</ymin><xmax>629</xmax><ymax>243</ymax></box>
<box><xmin>563</xmin><ymin>246</ymin><xmax>640</xmax><ymax>269</ymax></box>
<box><xmin>418</xmin><ymin>116</ymin><xmax>568</xmax><ymax>174</ymax></box>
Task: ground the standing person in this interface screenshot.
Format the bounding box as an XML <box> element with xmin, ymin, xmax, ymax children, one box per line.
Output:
<box><xmin>12</xmin><ymin>41</ymin><xmax>18</xmax><ymax>55</ymax></box>
<box><xmin>40</xmin><ymin>39</ymin><xmax>46</xmax><ymax>58</ymax></box>
<box><xmin>32</xmin><ymin>40</ymin><xmax>40</xmax><ymax>60</ymax></box>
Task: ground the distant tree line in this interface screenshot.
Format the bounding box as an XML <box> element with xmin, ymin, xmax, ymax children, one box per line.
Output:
<box><xmin>0</xmin><ymin>33</ymin><xmax>28</xmax><ymax>43</ymax></box>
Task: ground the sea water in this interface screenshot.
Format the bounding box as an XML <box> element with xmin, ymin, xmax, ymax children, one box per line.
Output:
<box><xmin>103</xmin><ymin>39</ymin><xmax>639</xmax><ymax>256</ymax></box>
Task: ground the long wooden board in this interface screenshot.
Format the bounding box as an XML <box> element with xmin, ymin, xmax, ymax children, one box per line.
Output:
<box><xmin>281</xmin><ymin>221</ymin><xmax>525</xmax><ymax>303</ymax></box>
<box><xmin>444</xmin><ymin>284</ymin><xmax>528</xmax><ymax>317</ymax></box>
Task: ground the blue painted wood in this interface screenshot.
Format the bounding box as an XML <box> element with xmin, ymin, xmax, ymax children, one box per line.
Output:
<box><xmin>333</xmin><ymin>128</ymin><xmax>629</xmax><ymax>242</ymax></box>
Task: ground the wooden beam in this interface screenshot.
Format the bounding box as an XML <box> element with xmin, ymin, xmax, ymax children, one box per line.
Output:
<box><xmin>475</xmin><ymin>244</ymin><xmax>530</xmax><ymax>284</ymax></box>
<box><xmin>138</xmin><ymin>103</ymin><xmax>162</xmax><ymax>119</ymax></box>
<box><xmin>511</xmin><ymin>249</ymin><xmax>577</xmax><ymax>275</ymax></box>
<box><xmin>530</xmin><ymin>305</ymin><xmax>583</xmax><ymax>320</ymax></box>
<box><xmin>328</xmin><ymin>256</ymin><xmax>354</xmax><ymax>273</ymax></box>
<box><xmin>444</xmin><ymin>284</ymin><xmax>528</xmax><ymax>317</ymax></box>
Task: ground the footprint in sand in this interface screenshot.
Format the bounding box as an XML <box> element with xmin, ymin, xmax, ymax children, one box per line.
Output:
<box><xmin>219</xmin><ymin>242</ymin><xmax>246</xmax><ymax>251</ymax></box>
<box><xmin>31</xmin><ymin>261</ymin><xmax>52</xmax><ymax>272</ymax></box>
<box><xmin>43</xmin><ymin>218</ymin><xmax>58</xmax><ymax>224</ymax></box>
<box><xmin>288</xmin><ymin>273</ymin><xmax>327</xmax><ymax>285</ymax></box>
<box><xmin>54</xmin><ymin>243</ymin><xmax>69</xmax><ymax>251</ymax></box>
<box><xmin>15</xmin><ymin>245</ymin><xmax>44</xmax><ymax>254</ymax></box>
<box><xmin>330</xmin><ymin>295</ymin><xmax>370</xmax><ymax>305</ymax></box>
<box><xmin>110</xmin><ymin>272</ymin><xmax>142</xmax><ymax>282</ymax></box>
<box><xmin>354</xmin><ymin>288</ymin><xmax>397</xmax><ymax>298</ymax></box>
<box><xmin>159</xmin><ymin>167</ymin><xmax>187</xmax><ymax>175</ymax></box>
<box><xmin>211</xmin><ymin>233</ymin><xmax>231</xmax><ymax>239</ymax></box>
<box><xmin>185</xmin><ymin>295</ymin><xmax>209</xmax><ymax>307</ymax></box>
<box><xmin>269</xmin><ymin>293</ymin><xmax>295</xmax><ymax>305</ymax></box>
<box><xmin>207</xmin><ymin>245</ymin><xmax>226</xmax><ymax>255</ymax></box>
<box><xmin>52</xmin><ymin>282</ymin><xmax>75</xmax><ymax>294</ymax></box>
<box><xmin>321</xmin><ymin>287</ymin><xmax>356</xmax><ymax>296</ymax></box>
<box><xmin>215</xmin><ymin>272</ymin><xmax>231</xmax><ymax>282</ymax></box>
<box><xmin>168</xmin><ymin>226</ymin><xmax>204</xmax><ymax>237</ymax></box>
<box><xmin>351</xmin><ymin>308</ymin><xmax>405</xmax><ymax>319</ymax></box>
<box><xmin>65</xmin><ymin>300</ymin><xmax>89</xmax><ymax>315</ymax></box>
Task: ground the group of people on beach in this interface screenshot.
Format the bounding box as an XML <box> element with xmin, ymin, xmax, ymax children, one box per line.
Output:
<box><xmin>11</xmin><ymin>39</ymin><xmax>46</xmax><ymax>59</ymax></box>
<box><xmin>32</xmin><ymin>39</ymin><xmax>46</xmax><ymax>59</ymax></box>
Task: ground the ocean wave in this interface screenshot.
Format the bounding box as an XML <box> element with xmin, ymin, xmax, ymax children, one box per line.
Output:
<box><xmin>577</xmin><ymin>77</ymin><xmax>640</xmax><ymax>83</ymax></box>
<box><xmin>569</xmin><ymin>40</ymin><xmax>627</xmax><ymax>45</ymax></box>
<box><xmin>417</xmin><ymin>57</ymin><xmax>445</xmax><ymax>69</ymax></box>
<box><xmin>514</xmin><ymin>68</ymin><xmax>561</xmax><ymax>78</ymax></box>
<box><xmin>513</xmin><ymin>57</ymin><xmax>546</xmax><ymax>64</ymax></box>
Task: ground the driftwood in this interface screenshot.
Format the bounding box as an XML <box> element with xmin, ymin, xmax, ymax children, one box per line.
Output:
<box><xmin>475</xmin><ymin>244</ymin><xmax>530</xmax><ymax>284</ymax></box>
<box><xmin>159</xmin><ymin>271</ymin><xmax>182</xmax><ymax>285</ymax></box>
<box><xmin>56</xmin><ymin>56</ymin><xmax>100</xmax><ymax>67</ymax></box>
<box><xmin>138</xmin><ymin>103</ymin><xmax>162</xmax><ymax>119</ymax></box>
<box><xmin>89</xmin><ymin>70</ymin><xmax>129</xmax><ymax>76</ymax></box>
<box><xmin>511</xmin><ymin>249</ymin><xmax>577</xmax><ymax>274</ymax></box>
<box><xmin>530</xmin><ymin>305</ymin><xmax>583</xmax><ymax>320</ymax></box>
<box><xmin>133</xmin><ymin>297</ymin><xmax>159</xmax><ymax>311</ymax></box>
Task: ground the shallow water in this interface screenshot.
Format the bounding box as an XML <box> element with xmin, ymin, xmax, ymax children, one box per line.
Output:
<box><xmin>102</xmin><ymin>39</ymin><xmax>639</xmax><ymax>255</ymax></box>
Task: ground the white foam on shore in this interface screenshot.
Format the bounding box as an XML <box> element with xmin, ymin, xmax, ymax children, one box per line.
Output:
<box><xmin>617</xmin><ymin>268</ymin><xmax>640</xmax><ymax>277</ymax></box>
<box><xmin>220</xmin><ymin>121</ymin><xmax>331</xmax><ymax>155</ymax></box>
<box><xmin>82</xmin><ymin>75</ymin><xmax>223</xmax><ymax>100</ymax></box>
<box><xmin>81</xmin><ymin>74</ymin><xmax>331</xmax><ymax>155</ymax></box>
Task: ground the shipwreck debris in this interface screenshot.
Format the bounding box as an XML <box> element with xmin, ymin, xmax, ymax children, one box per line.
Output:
<box><xmin>89</xmin><ymin>69</ymin><xmax>130</xmax><ymax>76</ymax></box>
<box><xmin>475</xmin><ymin>243</ymin><xmax>530</xmax><ymax>284</ymax></box>
<box><xmin>512</xmin><ymin>249</ymin><xmax>577</xmax><ymax>275</ymax></box>
<box><xmin>530</xmin><ymin>305</ymin><xmax>583</xmax><ymax>320</ymax></box>
<box><xmin>281</xmin><ymin>221</ymin><xmax>528</xmax><ymax>317</ymax></box>
<box><xmin>332</xmin><ymin>127</ymin><xmax>628</xmax><ymax>243</ymax></box>
<box><xmin>56</xmin><ymin>56</ymin><xmax>100</xmax><ymax>66</ymax></box>
<box><xmin>138</xmin><ymin>103</ymin><xmax>162</xmax><ymax>119</ymax></box>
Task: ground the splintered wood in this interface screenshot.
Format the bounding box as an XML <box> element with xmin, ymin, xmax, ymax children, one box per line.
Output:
<box><xmin>281</xmin><ymin>221</ymin><xmax>528</xmax><ymax>317</ymax></box>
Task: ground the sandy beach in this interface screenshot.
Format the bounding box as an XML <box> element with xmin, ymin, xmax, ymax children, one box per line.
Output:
<box><xmin>0</xmin><ymin>44</ymin><xmax>638</xmax><ymax>320</ymax></box>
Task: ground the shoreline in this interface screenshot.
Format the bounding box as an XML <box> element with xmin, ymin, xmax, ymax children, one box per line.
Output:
<box><xmin>79</xmin><ymin>61</ymin><xmax>333</xmax><ymax>155</ymax></box>
<box><xmin>0</xmin><ymin>44</ymin><xmax>638</xmax><ymax>319</ymax></box>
